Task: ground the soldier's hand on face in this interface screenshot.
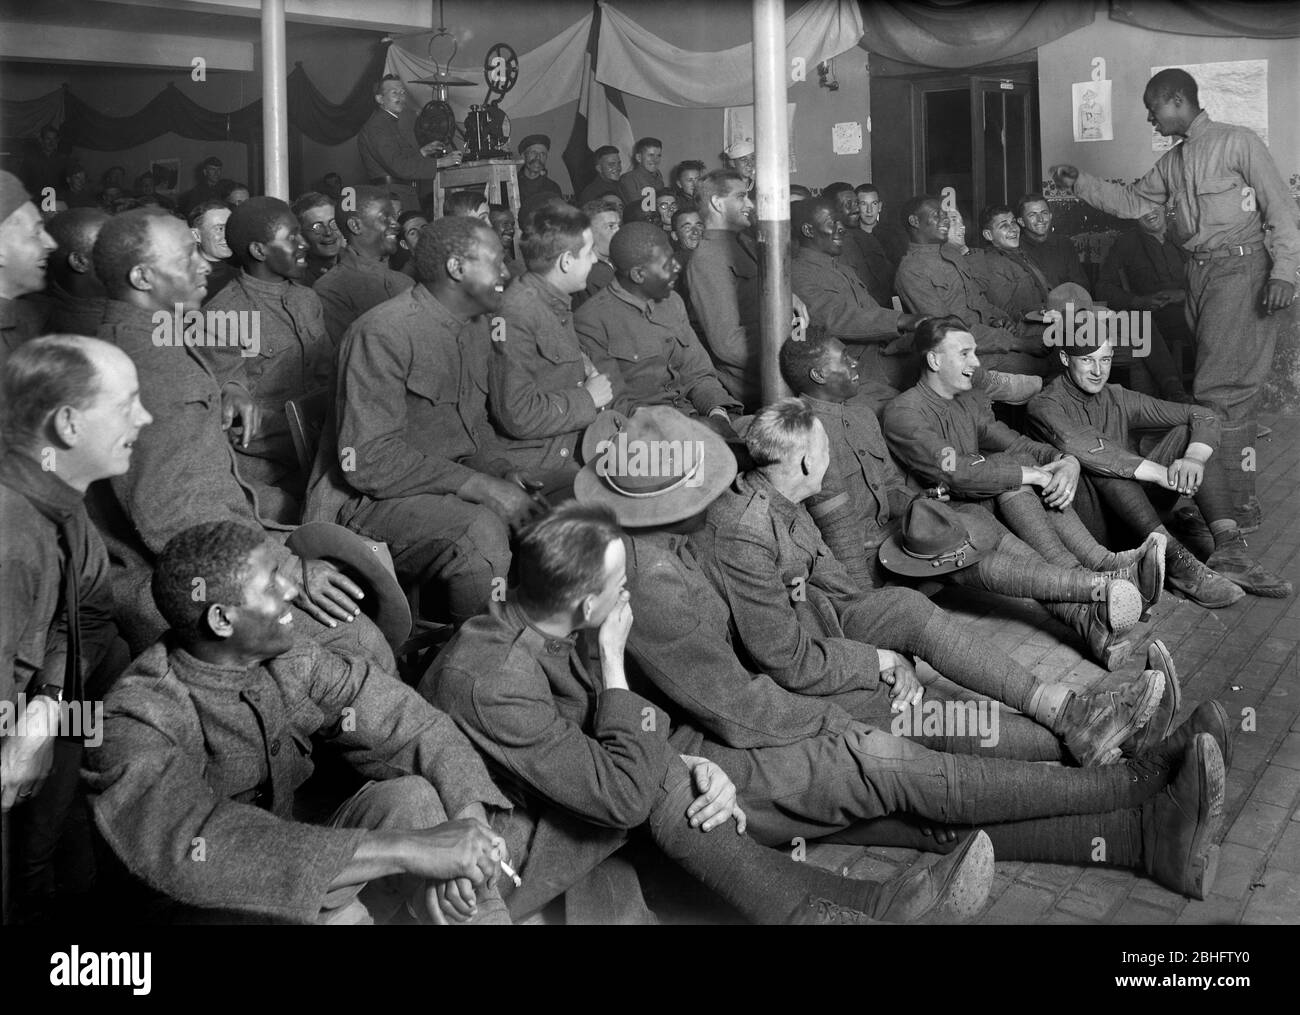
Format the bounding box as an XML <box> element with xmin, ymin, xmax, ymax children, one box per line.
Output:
<box><xmin>597</xmin><ymin>591</ymin><xmax>633</xmax><ymax>658</ymax></box>
<box><xmin>1049</xmin><ymin>164</ymin><xmax>1079</xmax><ymax>191</ymax></box>
<box><xmin>1263</xmin><ymin>280</ymin><xmax>1296</xmax><ymax>315</ymax></box>
<box><xmin>1167</xmin><ymin>457</ymin><xmax>1204</xmax><ymax>496</ymax></box>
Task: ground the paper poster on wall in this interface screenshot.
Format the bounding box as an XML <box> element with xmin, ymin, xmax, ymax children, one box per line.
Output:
<box><xmin>724</xmin><ymin>103</ymin><xmax>797</xmax><ymax>174</ymax></box>
<box><xmin>1071</xmin><ymin>80</ymin><xmax>1113</xmax><ymax>142</ymax></box>
<box><xmin>832</xmin><ymin>121</ymin><xmax>863</xmax><ymax>155</ymax></box>
<box><xmin>1150</xmin><ymin>60</ymin><xmax>1268</xmax><ymax>152</ymax></box>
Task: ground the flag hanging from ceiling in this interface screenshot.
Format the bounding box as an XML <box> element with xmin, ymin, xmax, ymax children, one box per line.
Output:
<box><xmin>562</xmin><ymin>2</ymin><xmax>634</xmax><ymax>201</ymax></box>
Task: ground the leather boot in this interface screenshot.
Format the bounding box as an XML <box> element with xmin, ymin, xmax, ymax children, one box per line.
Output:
<box><xmin>1120</xmin><ymin>640</ymin><xmax>1182</xmax><ymax>755</ymax></box>
<box><xmin>1165</xmin><ymin>539</ymin><xmax>1244</xmax><ymax>608</ymax></box>
<box><xmin>1095</xmin><ymin>532</ymin><xmax>1166</xmax><ymax>621</ymax></box>
<box><xmin>1205</xmin><ymin>533</ymin><xmax>1293</xmax><ymax>598</ymax></box>
<box><xmin>1152</xmin><ymin>700</ymin><xmax>1233</xmax><ymax>771</ymax></box>
<box><xmin>1053</xmin><ymin>598</ymin><xmax>1138</xmax><ymax>671</ymax></box>
<box><xmin>1027</xmin><ymin>669</ymin><xmax>1165</xmax><ymax>766</ymax></box>
<box><xmin>792</xmin><ymin>829</ymin><xmax>994</xmax><ymax>924</ymax></box>
<box><xmin>1140</xmin><ymin>733</ymin><xmax>1225</xmax><ymax>899</ymax></box>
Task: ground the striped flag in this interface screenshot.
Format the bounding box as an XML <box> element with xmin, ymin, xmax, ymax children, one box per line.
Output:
<box><xmin>562</xmin><ymin>1</ymin><xmax>634</xmax><ymax>200</ymax></box>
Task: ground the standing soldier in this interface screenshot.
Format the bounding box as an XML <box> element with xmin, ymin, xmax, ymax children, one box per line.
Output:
<box><xmin>1050</xmin><ymin>68</ymin><xmax>1299</xmax><ymax>531</ymax></box>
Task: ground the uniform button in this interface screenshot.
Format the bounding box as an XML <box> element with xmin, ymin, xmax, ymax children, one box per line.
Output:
<box><xmin>633</xmin><ymin>354</ymin><xmax>639</xmax><ymax>360</ymax></box>
<box><xmin>546</xmin><ymin>640</ymin><xmax>564</xmax><ymax>653</ymax></box>
<box><xmin>270</xmin><ymin>739</ymin><xmax>281</xmax><ymax>756</ymax></box>
<box><xmin>560</xmin><ymin>447</ymin><xmax>569</xmax><ymax>457</ymax></box>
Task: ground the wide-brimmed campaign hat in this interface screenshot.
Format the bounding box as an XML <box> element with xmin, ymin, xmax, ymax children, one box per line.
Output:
<box><xmin>1046</xmin><ymin>282</ymin><xmax>1096</xmax><ymax>314</ymax></box>
<box><xmin>574</xmin><ymin>405</ymin><xmax>735</xmax><ymax>527</ymax></box>
<box><xmin>286</xmin><ymin>522</ymin><xmax>411</xmax><ymax>649</ymax></box>
<box><xmin>878</xmin><ymin>499</ymin><xmax>996</xmax><ymax>577</ymax></box>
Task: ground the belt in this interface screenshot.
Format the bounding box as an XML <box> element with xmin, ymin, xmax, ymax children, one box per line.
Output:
<box><xmin>370</xmin><ymin>176</ymin><xmax>416</xmax><ymax>188</ymax></box>
<box><xmin>1189</xmin><ymin>243</ymin><xmax>1258</xmax><ymax>261</ymax></box>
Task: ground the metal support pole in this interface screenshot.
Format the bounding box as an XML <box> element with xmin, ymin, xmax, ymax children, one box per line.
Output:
<box><xmin>752</xmin><ymin>0</ymin><xmax>792</xmax><ymax>406</ymax></box>
<box><xmin>261</xmin><ymin>0</ymin><xmax>289</xmax><ymax>199</ymax></box>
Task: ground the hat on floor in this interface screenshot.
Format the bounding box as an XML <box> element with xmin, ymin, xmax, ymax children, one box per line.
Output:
<box><xmin>878</xmin><ymin>499</ymin><xmax>997</xmax><ymax>577</ymax></box>
<box><xmin>518</xmin><ymin>134</ymin><xmax>551</xmax><ymax>154</ymax></box>
<box><xmin>0</xmin><ymin>170</ymin><xmax>32</xmax><ymax>226</ymax></box>
<box><xmin>574</xmin><ymin>405</ymin><xmax>735</xmax><ymax>527</ymax></box>
<box><xmin>286</xmin><ymin>522</ymin><xmax>411</xmax><ymax>649</ymax></box>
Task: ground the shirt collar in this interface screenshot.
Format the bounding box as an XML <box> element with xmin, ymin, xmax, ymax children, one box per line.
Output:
<box><xmin>0</xmin><ymin>448</ymin><xmax>84</xmax><ymax>524</ymax></box>
<box><xmin>1185</xmin><ymin>110</ymin><xmax>1211</xmax><ymax>139</ymax></box>
<box><xmin>500</xmin><ymin>600</ymin><xmax>579</xmax><ymax>655</ymax></box>
<box><xmin>800</xmin><ymin>392</ymin><xmax>846</xmax><ymax>417</ymax></box>
<box><xmin>607</xmin><ymin>278</ymin><xmax>654</xmax><ymax>316</ymax></box>
<box><xmin>166</xmin><ymin>641</ymin><xmax>267</xmax><ymax>692</ymax></box>
<box><xmin>233</xmin><ymin>270</ymin><xmax>293</xmax><ymax>299</ymax></box>
<box><xmin>794</xmin><ymin>245</ymin><xmax>835</xmax><ymax>267</ymax></box>
<box><xmin>411</xmin><ymin>282</ymin><xmax>477</xmax><ymax>329</ymax></box>
<box><xmin>519</xmin><ymin>271</ymin><xmax>571</xmax><ymax>312</ymax></box>
<box><xmin>741</xmin><ymin>469</ymin><xmax>801</xmax><ymax>525</ymax></box>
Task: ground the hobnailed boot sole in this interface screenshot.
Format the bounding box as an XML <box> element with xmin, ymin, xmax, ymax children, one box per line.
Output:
<box><xmin>914</xmin><ymin>830</ymin><xmax>994</xmax><ymax>923</ymax></box>
<box><xmin>1183</xmin><ymin>734</ymin><xmax>1225</xmax><ymax>900</ymax></box>
<box><xmin>1106</xmin><ymin>580</ymin><xmax>1143</xmax><ymax>634</ymax></box>
<box><xmin>1138</xmin><ymin>533</ymin><xmax>1167</xmax><ymax>621</ymax></box>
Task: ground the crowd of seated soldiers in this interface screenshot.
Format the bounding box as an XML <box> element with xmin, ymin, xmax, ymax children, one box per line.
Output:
<box><xmin>0</xmin><ymin>125</ymin><xmax>1277</xmax><ymax>926</ymax></box>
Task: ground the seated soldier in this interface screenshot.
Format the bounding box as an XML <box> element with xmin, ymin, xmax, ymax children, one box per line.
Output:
<box><xmin>882</xmin><ymin>319</ymin><xmax>1163</xmax><ymax>669</ymax></box>
<box><xmin>969</xmin><ymin>204</ymin><xmax>1051</xmax><ymax>320</ymax></box>
<box><xmin>1</xmin><ymin>335</ymin><xmax>141</xmax><ymax>923</ymax></box>
<box><xmin>576</xmin><ymin>145</ymin><xmax>623</xmax><ymax>208</ymax></box>
<box><xmin>779</xmin><ymin>333</ymin><xmax>1167</xmax><ymax>665</ymax></box>
<box><xmin>618</xmin><ymin>137</ymin><xmax>666</xmax><ymax>224</ymax></box>
<box><xmin>840</xmin><ymin>185</ymin><xmax>898</xmax><ymax>309</ymax></box>
<box><xmin>490</xmin><ymin>203</ymin><xmax>610</xmax><ymax>489</ymax></box>
<box><xmin>423</xmin><ymin>502</ymin><xmax>997</xmax><ymax>924</ymax></box>
<box><xmin>671</xmin><ymin>159</ymin><xmax>705</xmax><ymax>209</ymax></box>
<box><xmin>392</xmin><ymin>209</ymin><xmax>428</xmax><ymax>279</ymax></box>
<box><xmin>188</xmin><ymin>200</ymin><xmax>238</xmax><ymax>305</ymax></box>
<box><xmin>200</xmin><ymin>197</ymin><xmax>334</xmax><ymax>523</ymax></box>
<box><xmin>487</xmin><ymin>204</ymin><xmax>520</xmax><ymax>280</ymax></box>
<box><xmin>84</xmin><ymin>521</ymin><xmax>514</xmax><ymax>925</ymax></box>
<box><xmin>854</xmin><ymin>183</ymin><xmax>910</xmax><ymax>270</ymax></box>
<box><xmin>0</xmin><ymin>171</ymin><xmax>57</xmax><ymax>367</ymax></box>
<box><xmin>291</xmin><ymin>191</ymin><xmax>342</xmax><ymax>285</ymax></box>
<box><xmin>693</xmin><ymin>395</ymin><xmax>1165</xmax><ymax>760</ymax></box>
<box><xmin>1028</xmin><ymin>335</ymin><xmax>1288</xmax><ymax>605</ymax></box>
<box><xmin>88</xmin><ymin>208</ymin><xmax>388</xmax><ymax>664</ymax></box>
<box><xmin>40</xmin><ymin>208</ymin><xmax>110</xmax><ymax>336</ymax></box>
<box><xmin>1017</xmin><ymin>193</ymin><xmax>1089</xmax><ymax>290</ymax></box>
<box><xmin>570</xmin><ymin>406</ymin><xmax>1231</xmax><ymax>901</ymax></box>
<box><xmin>1096</xmin><ymin>207</ymin><xmax>1194</xmax><ymax>402</ymax></box>
<box><xmin>326</xmin><ymin>216</ymin><xmax>539</xmax><ymax>626</ymax></box>
<box><xmin>575</xmin><ymin>199</ymin><xmax>620</xmax><ymax>308</ymax></box>
<box><xmin>669</xmin><ymin>206</ymin><xmax>705</xmax><ymax>332</ymax></box>
<box><xmin>654</xmin><ymin>188</ymin><xmax>677</xmax><ymax>235</ymax></box>
<box><xmin>895</xmin><ymin>194</ymin><xmax>1050</xmax><ymax>376</ymax></box>
<box><xmin>574</xmin><ymin>222</ymin><xmax>741</xmax><ymax>427</ymax></box>
<box><xmin>313</xmin><ymin>186</ymin><xmax>413</xmax><ymax>344</ymax></box>
<box><xmin>790</xmin><ymin>197</ymin><xmax>924</xmax><ymax>406</ymax></box>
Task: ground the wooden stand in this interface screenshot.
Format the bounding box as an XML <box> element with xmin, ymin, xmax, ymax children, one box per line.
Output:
<box><xmin>431</xmin><ymin>158</ymin><xmax>522</xmax><ymax>222</ymax></box>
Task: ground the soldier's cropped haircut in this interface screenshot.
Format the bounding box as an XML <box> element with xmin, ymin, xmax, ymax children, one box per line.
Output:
<box><xmin>374</xmin><ymin>72</ymin><xmax>402</xmax><ymax>96</ymax></box>
<box><xmin>633</xmin><ymin>137</ymin><xmax>663</xmax><ymax>156</ymax></box>
<box><xmin>521</xmin><ymin>203</ymin><xmax>590</xmax><ymax>273</ymax></box>
<box><xmin>225</xmin><ymin>196</ymin><xmax>295</xmax><ymax>268</ymax></box>
<box><xmin>696</xmin><ymin>169</ymin><xmax>746</xmax><ymax>213</ymax></box>
<box><xmin>516</xmin><ymin>502</ymin><xmax>624</xmax><ymax>616</ymax></box>
<box><xmin>914</xmin><ymin>314</ymin><xmax>971</xmax><ymax>361</ymax></box>
<box><xmin>152</xmin><ymin>521</ymin><xmax>267</xmax><ymax>643</ymax></box>
<box><xmin>1146</xmin><ymin>68</ymin><xmax>1198</xmax><ymax>107</ymax></box>
<box><xmin>290</xmin><ymin>191</ymin><xmax>333</xmax><ymax>218</ymax></box>
<box><xmin>92</xmin><ymin>207</ymin><xmax>171</xmax><ymax>299</ymax></box>
<box><xmin>793</xmin><ymin>196</ymin><xmax>838</xmax><ymax>238</ymax></box>
<box><xmin>610</xmin><ymin>221</ymin><xmax>669</xmax><ymax>275</ymax></box>
<box><xmin>1</xmin><ymin>334</ymin><xmax>101</xmax><ymax>452</ymax></box>
<box><xmin>979</xmin><ymin>203</ymin><xmax>1016</xmax><ymax>233</ymax></box>
<box><xmin>335</xmin><ymin>185</ymin><xmax>390</xmax><ymax>234</ymax></box>
<box><xmin>1015</xmin><ymin>193</ymin><xmax>1048</xmax><ymax>220</ymax></box>
<box><xmin>778</xmin><ymin>329</ymin><xmax>834</xmax><ymax>394</ymax></box>
<box><xmin>746</xmin><ymin>396</ymin><xmax>819</xmax><ymax>467</ymax></box>
<box><xmin>412</xmin><ymin>216</ymin><xmax>494</xmax><ymax>285</ymax></box>
<box><xmin>901</xmin><ymin>194</ymin><xmax>940</xmax><ymax>230</ymax></box>
<box><xmin>46</xmin><ymin>208</ymin><xmax>110</xmax><ymax>274</ymax></box>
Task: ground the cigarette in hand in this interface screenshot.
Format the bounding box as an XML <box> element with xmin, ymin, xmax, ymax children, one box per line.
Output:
<box><xmin>500</xmin><ymin>859</ymin><xmax>522</xmax><ymax>888</ymax></box>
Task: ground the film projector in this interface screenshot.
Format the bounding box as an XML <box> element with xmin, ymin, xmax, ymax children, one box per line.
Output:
<box><xmin>413</xmin><ymin>41</ymin><xmax>518</xmax><ymax>162</ymax></box>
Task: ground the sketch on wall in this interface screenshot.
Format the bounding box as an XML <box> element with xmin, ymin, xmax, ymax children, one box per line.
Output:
<box><xmin>1072</xmin><ymin>80</ymin><xmax>1113</xmax><ymax>142</ymax></box>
